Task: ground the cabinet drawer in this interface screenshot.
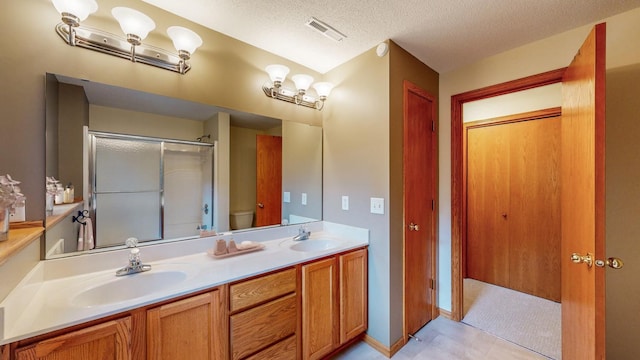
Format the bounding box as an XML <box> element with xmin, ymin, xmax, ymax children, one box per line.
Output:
<box><xmin>244</xmin><ymin>335</ymin><xmax>296</xmax><ymax>360</ymax></box>
<box><xmin>231</xmin><ymin>293</ymin><xmax>297</xmax><ymax>360</ymax></box>
<box><xmin>230</xmin><ymin>268</ymin><xmax>296</xmax><ymax>312</ymax></box>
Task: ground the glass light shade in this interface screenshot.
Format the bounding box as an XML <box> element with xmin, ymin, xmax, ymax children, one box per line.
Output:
<box><xmin>111</xmin><ymin>7</ymin><xmax>156</xmax><ymax>40</ymax></box>
<box><xmin>167</xmin><ymin>26</ymin><xmax>203</xmax><ymax>55</ymax></box>
<box><xmin>313</xmin><ymin>82</ymin><xmax>334</xmax><ymax>98</ymax></box>
<box><xmin>292</xmin><ymin>74</ymin><xmax>314</xmax><ymax>92</ymax></box>
<box><xmin>52</xmin><ymin>0</ymin><xmax>98</xmax><ymax>21</ymax></box>
<box><xmin>265</xmin><ymin>64</ymin><xmax>290</xmax><ymax>84</ymax></box>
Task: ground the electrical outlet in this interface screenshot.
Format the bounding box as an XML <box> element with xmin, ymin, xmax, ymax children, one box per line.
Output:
<box><xmin>370</xmin><ymin>197</ymin><xmax>384</xmax><ymax>214</ymax></box>
<box><xmin>342</xmin><ymin>196</ymin><xmax>349</xmax><ymax>210</ymax></box>
<box><xmin>283</xmin><ymin>191</ymin><xmax>290</xmax><ymax>203</ymax></box>
<box><xmin>301</xmin><ymin>193</ymin><xmax>307</xmax><ymax>205</ymax></box>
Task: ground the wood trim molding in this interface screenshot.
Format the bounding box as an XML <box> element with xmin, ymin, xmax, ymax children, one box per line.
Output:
<box><xmin>450</xmin><ymin>68</ymin><xmax>566</xmax><ymax>322</ymax></box>
<box><xmin>463</xmin><ymin>107</ymin><xmax>561</xmax><ymax>129</ymax></box>
<box><xmin>437</xmin><ymin>307</ymin><xmax>453</xmax><ymax>320</ymax></box>
<box><xmin>363</xmin><ymin>334</ymin><xmax>405</xmax><ymax>358</ymax></box>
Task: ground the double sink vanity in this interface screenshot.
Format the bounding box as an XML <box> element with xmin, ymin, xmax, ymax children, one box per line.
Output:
<box><xmin>0</xmin><ymin>221</ymin><xmax>369</xmax><ymax>360</ymax></box>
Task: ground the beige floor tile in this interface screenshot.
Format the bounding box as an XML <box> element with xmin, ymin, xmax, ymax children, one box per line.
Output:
<box><xmin>332</xmin><ymin>317</ymin><xmax>552</xmax><ymax>359</ymax></box>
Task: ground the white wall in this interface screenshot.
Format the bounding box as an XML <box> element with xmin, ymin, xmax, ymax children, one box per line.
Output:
<box><xmin>463</xmin><ymin>83</ymin><xmax>561</xmax><ymax>123</ymax></box>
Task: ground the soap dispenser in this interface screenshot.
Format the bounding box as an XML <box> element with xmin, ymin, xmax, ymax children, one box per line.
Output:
<box><xmin>64</xmin><ymin>183</ymin><xmax>74</xmax><ymax>204</ymax></box>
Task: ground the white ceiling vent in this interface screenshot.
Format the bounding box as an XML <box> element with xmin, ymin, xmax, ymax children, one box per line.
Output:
<box><xmin>305</xmin><ymin>17</ymin><xmax>347</xmax><ymax>42</ymax></box>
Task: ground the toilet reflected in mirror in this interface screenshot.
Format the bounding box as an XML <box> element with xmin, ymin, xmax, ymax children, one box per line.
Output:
<box><xmin>230</xmin><ymin>211</ymin><xmax>254</xmax><ymax>230</ymax></box>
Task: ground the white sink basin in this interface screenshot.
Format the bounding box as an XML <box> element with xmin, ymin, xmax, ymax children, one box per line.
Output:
<box><xmin>287</xmin><ymin>238</ymin><xmax>341</xmax><ymax>252</ymax></box>
<box><xmin>71</xmin><ymin>263</ymin><xmax>197</xmax><ymax>308</ymax></box>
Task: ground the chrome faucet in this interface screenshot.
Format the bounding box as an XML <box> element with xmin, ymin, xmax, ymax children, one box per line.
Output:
<box><xmin>116</xmin><ymin>237</ymin><xmax>152</xmax><ymax>276</ymax></box>
<box><xmin>293</xmin><ymin>226</ymin><xmax>311</xmax><ymax>241</ymax></box>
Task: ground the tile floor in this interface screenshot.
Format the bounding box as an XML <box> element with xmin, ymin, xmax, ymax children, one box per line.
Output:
<box><xmin>332</xmin><ymin>316</ymin><xmax>550</xmax><ymax>359</ymax></box>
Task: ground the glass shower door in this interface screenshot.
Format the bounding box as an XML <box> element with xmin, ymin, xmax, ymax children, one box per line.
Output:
<box><xmin>92</xmin><ymin>136</ymin><xmax>162</xmax><ymax>247</ymax></box>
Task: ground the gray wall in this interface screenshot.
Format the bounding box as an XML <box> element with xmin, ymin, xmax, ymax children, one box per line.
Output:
<box><xmin>605</xmin><ymin>63</ymin><xmax>640</xmax><ymax>359</ymax></box>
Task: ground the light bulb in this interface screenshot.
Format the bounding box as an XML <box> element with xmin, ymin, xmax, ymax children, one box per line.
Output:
<box><xmin>111</xmin><ymin>7</ymin><xmax>156</xmax><ymax>42</ymax></box>
<box><xmin>52</xmin><ymin>0</ymin><xmax>98</xmax><ymax>22</ymax></box>
<box><xmin>292</xmin><ymin>74</ymin><xmax>314</xmax><ymax>93</ymax></box>
<box><xmin>167</xmin><ymin>26</ymin><xmax>203</xmax><ymax>57</ymax></box>
<box><xmin>265</xmin><ymin>64</ymin><xmax>290</xmax><ymax>86</ymax></box>
<box><xmin>313</xmin><ymin>82</ymin><xmax>334</xmax><ymax>100</ymax></box>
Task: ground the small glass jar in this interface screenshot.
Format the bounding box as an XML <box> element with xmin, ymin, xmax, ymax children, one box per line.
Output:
<box><xmin>54</xmin><ymin>184</ymin><xmax>64</xmax><ymax>204</ymax></box>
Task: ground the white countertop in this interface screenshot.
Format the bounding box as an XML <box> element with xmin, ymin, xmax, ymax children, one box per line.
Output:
<box><xmin>0</xmin><ymin>221</ymin><xmax>368</xmax><ymax>345</ymax></box>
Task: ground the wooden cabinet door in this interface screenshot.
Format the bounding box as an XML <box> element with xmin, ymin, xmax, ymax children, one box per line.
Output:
<box><xmin>339</xmin><ymin>249</ymin><xmax>368</xmax><ymax>344</ymax></box>
<box><xmin>147</xmin><ymin>291</ymin><xmax>225</xmax><ymax>360</ymax></box>
<box><xmin>302</xmin><ymin>257</ymin><xmax>338</xmax><ymax>360</ymax></box>
<box><xmin>15</xmin><ymin>317</ymin><xmax>131</xmax><ymax>360</ymax></box>
<box><xmin>230</xmin><ymin>294</ymin><xmax>297</xmax><ymax>360</ymax></box>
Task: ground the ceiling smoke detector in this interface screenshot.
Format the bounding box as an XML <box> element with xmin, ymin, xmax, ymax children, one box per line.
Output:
<box><xmin>305</xmin><ymin>17</ymin><xmax>346</xmax><ymax>42</ymax></box>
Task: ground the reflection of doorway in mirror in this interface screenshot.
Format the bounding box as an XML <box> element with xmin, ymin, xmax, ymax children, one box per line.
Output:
<box><xmin>256</xmin><ymin>135</ymin><xmax>282</xmax><ymax>227</ymax></box>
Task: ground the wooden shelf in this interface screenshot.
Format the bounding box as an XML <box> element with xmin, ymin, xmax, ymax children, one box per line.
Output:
<box><xmin>0</xmin><ymin>226</ymin><xmax>44</xmax><ymax>266</ymax></box>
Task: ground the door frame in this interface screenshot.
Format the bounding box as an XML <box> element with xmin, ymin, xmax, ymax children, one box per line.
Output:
<box><xmin>450</xmin><ymin>68</ymin><xmax>566</xmax><ymax>321</ymax></box>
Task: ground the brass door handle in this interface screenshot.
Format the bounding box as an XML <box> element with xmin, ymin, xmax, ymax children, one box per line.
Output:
<box><xmin>595</xmin><ymin>257</ymin><xmax>624</xmax><ymax>269</ymax></box>
<box><xmin>571</xmin><ymin>252</ymin><xmax>593</xmax><ymax>268</ymax></box>
<box><xmin>257</xmin><ymin>203</ymin><xmax>264</xmax><ymax>208</ymax></box>
<box><xmin>409</xmin><ymin>223</ymin><xmax>419</xmax><ymax>231</ymax></box>
<box><xmin>571</xmin><ymin>252</ymin><xmax>624</xmax><ymax>269</ymax></box>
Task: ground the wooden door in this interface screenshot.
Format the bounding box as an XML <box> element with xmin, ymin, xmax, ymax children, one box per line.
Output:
<box><xmin>339</xmin><ymin>249</ymin><xmax>368</xmax><ymax>343</ymax></box>
<box><xmin>302</xmin><ymin>257</ymin><xmax>338</xmax><ymax>360</ymax></box>
<box><xmin>508</xmin><ymin>118</ymin><xmax>561</xmax><ymax>301</ymax></box>
<box><xmin>147</xmin><ymin>291</ymin><xmax>225</xmax><ymax>360</ymax></box>
<box><xmin>255</xmin><ymin>135</ymin><xmax>282</xmax><ymax>227</ymax></box>
<box><xmin>561</xmin><ymin>23</ymin><xmax>606</xmax><ymax>359</ymax></box>
<box><xmin>403</xmin><ymin>81</ymin><xmax>437</xmax><ymax>337</ymax></box>
<box><xmin>466</xmin><ymin>115</ymin><xmax>561</xmax><ymax>301</ymax></box>
<box><xmin>15</xmin><ymin>318</ymin><xmax>131</xmax><ymax>360</ymax></box>
<box><xmin>466</xmin><ymin>124</ymin><xmax>511</xmax><ymax>288</ymax></box>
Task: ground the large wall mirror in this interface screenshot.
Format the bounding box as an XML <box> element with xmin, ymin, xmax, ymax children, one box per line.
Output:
<box><xmin>44</xmin><ymin>73</ymin><xmax>322</xmax><ymax>259</ymax></box>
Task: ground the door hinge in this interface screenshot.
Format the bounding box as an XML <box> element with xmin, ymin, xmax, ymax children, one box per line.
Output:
<box><xmin>431</xmin><ymin>199</ymin><xmax>435</xmax><ymax>210</ymax></box>
<box><xmin>430</xmin><ymin>279</ymin><xmax>435</xmax><ymax>290</ymax></box>
<box><xmin>431</xmin><ymin>121</ymin><xmax>435</xmax><ymax>132</ymax></box>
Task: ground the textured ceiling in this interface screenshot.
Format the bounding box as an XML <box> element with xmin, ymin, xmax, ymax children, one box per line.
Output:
<box><xmin>142</xmin><ymin>0</ymin><xmax>640</xmax><ymax>74</ymax></box>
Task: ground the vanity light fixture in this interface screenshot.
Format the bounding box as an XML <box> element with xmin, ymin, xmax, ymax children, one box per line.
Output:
<box><xmin>263</xmin><ymin>64</ymin><xmax>334</xmax><ymax>110</ymax></box>
<box><xmin>52</xmin><ymin>1</ymin><xmax>202</xmax><ymax>74</ymax></box>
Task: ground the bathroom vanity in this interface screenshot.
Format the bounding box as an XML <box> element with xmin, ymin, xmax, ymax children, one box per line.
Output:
<box><xmin>0</xmin><ymin>222</ymin><xmax>368</xmax><ymax>360</ymax></box>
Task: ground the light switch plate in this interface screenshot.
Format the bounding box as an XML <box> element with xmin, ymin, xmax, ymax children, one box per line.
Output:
<box><xmin>283</xmin><ymin>191</ymin><xmax>290</xmax><ymax>203</ymax></box>
<box><xmin>341</xmin><ymin>196</ymin><xmax>349</xmax><ymax>210</ymax></box>
<box><xmin>301</xmin><ymin>193</ymin><xmax>307</xmax><ymax>205</ymax></box>
<box><xmin>370</xmin><ymin>197</ymin><xmax>384</xmax><ymax>214</ymax></box>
